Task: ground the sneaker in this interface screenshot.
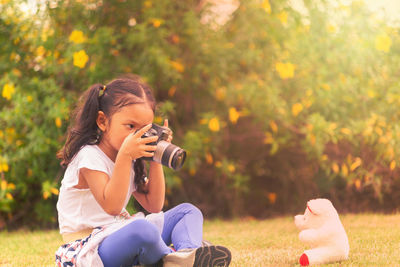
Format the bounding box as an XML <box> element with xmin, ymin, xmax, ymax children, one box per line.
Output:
<box><xmin>162</xmin><ymin>245</ymin><xmax>231</xmax><ymax>267</ymax></box>
<box><xmin>201</xmin><ymin>239</ymin><xmax>213</xmax><ymax>247</ymax></box>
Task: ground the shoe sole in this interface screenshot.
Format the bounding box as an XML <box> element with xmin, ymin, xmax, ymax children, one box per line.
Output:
<box><xmin>193</xmin><ymin>245</ymin><xmax>231</xmax><ymax>267</ymax></box>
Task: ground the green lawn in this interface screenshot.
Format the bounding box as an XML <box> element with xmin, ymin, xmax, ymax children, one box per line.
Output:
<box><xmin>0</xmin><ymin>214</ymin><xmax>399</xmax><ymax>266</ymax></box>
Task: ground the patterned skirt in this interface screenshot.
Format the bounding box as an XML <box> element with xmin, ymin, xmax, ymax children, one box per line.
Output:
<box><xmin>55</xmin><ymin>227</ymin><xmax>103</xmax><ymax>267</ymax></box>
<box><xmin>55</xmin><ymin>212</ymin><xmax>164</xmax><ymax>267</ymax></box>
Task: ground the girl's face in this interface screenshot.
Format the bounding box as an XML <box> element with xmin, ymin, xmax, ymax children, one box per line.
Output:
<box><xmin>97</xmin><ymin>102</ymin><xmax>154</xmax><ymax>161</ymax></box>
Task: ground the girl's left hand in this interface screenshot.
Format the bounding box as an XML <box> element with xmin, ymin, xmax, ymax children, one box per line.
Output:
<box><xmin>163</xmin><ymin>119</ymin><xmax>173</xmax><ymax>143</ymax></box>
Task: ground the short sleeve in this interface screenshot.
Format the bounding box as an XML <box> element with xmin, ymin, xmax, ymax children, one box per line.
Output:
<box><xmin>76</xmin><ymin>146</ymin><xmax>110</xmax><ymax>175</ymax></box>
<box><xmin>61</xmin><ymin>145</ymin><xmax>113</xmax><ymax>189</ymax></box>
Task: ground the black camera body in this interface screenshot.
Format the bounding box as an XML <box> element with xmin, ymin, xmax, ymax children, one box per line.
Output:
<box><xmin>141</xmin><ymin>123</ymin><xmax>186</xmax><ymax>170</ymax></box>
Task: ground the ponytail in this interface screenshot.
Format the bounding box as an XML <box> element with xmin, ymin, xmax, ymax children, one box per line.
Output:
<box><xmin>134</xmin><ymin>159</ymin><xmax>148</xmax><ymax>193</ymax></box>
<box><xmin>57</xmin><ymin>84</ymin><xmax>104</xmax><ymax>167</ymax></box>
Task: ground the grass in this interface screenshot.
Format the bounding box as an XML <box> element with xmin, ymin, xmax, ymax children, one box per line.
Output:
<box><xmin>0</xmin><ymin>214</ymin><xmax>400</xmax><ymax>266</ymax></box>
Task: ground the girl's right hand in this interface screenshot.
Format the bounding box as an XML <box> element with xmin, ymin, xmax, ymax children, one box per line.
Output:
<box><xmin>119</xmin><ymin>124</ymin><xmax>159</xmax><ymax>160</ymax></box>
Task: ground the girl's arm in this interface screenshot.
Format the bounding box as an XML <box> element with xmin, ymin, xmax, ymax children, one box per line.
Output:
<box><xmin>81</xmin><ymin>124</ymin><xmax>158</xmax><ymax>216</ymax></box>
<box><xmin>132</xmin><ymin>119</ymin><xmax>171</xmax><ymax>213</ymax></box>
<box><xmin>132</xmin><ymin>162</ymin><xmax>165</xmax><ymax>213</ymax></box>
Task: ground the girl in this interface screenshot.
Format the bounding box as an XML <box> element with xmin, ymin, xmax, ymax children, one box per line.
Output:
<box><xmin>55</xmin><ymin>78</ymin><xmax>231</xmax><ymax>267</ymax></box>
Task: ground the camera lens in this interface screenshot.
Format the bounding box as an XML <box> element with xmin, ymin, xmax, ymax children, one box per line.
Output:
<box><xmin>171</xmin><ymin>149</ymin><xmax>186</xmax><ymax>170</ymax></box>
<box><xmin>153</xmin><ymin>141</ymin><xmax>186</xmax><ymax>170</ymax></box>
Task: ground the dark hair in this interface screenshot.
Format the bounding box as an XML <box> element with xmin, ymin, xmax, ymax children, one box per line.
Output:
<box><xmin>57</xmin><ymin>78</ymin><xmax>156</xmax><ymax>193</ymax></box>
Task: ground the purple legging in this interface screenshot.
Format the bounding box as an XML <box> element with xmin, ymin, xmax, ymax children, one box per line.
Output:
<box><xmin>98</xmin><ymin>203</ymin><xmax>203</xmax><ymax>267</ymax></box>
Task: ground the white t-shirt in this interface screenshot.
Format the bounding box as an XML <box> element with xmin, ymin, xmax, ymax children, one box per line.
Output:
<box><xmin>57</xmin><ymin>145</ymin><xmax>136</xmax><ymax>234</ymax></box>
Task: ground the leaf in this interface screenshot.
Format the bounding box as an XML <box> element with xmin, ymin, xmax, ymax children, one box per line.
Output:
<box><xmin>350</xmin><ymin>158</ymin><xmax>362</xmax><ymax>171</ymax></box>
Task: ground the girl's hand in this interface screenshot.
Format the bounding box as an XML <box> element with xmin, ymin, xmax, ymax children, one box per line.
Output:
<box><xmin>163</xmin><ymin>119</ymin><xmax>173</xmax><ymax>143</ymax></box>
<box><xmin>119</xmin><ymin>124</ymin><xmax>159</xmax><ymax>160</ymax></box>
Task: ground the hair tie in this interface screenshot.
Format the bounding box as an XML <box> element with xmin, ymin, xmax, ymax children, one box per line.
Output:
<box><xmin>98</xmin><ymin>85</ymin><xmax>107</xmax><ymax>97</ymax></box>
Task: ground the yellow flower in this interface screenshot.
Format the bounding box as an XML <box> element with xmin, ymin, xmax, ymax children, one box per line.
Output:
<box><xmin>50</xmin><ymin>187</ymin><xmax>59</xmax><ymax>195</ymax></box>
<box><xmin>367</xmin><ymin>89</ymin><xmax>376</xmax><ymax>98</ymax></box>
<box><xmin>143</xmin><ymin>0</ymin><xmax>152</xmax><ymax>8</ymax></box>
<box><xmin>69</xmin><ymin>30</ymin><xmax>86</xmax><ymax>44</ymax></box>
<box><xmin>189</xmin><ymin>167</ymin><xmax>196</xmax><ymax>176</ymax></box>
<box><xmin>375</xmin><ymin>127</ymin><xmax>383</xmax><ymax>136</ymax></box>
<box><xmin>6</xmin><ymin>193</ymin><xmax>13</xmax><ymax>200</ymax></box>
<box><xmin>262</xmin><ymin>0</ymin><xmax>271</xmax><ymax>14</ymax></box>
<box><xmin>263</xmin><ymin>132</ymin><xmax>274</xmax><ymax>144</ymax></box>
<box><xmin>275</xmin><ymin>62</ymin><xmax>295</xmax><ymax>79</ymax></box>
<box><xmin>277</xmin><ymin>11</ymin><xmax>288</xmax><ymax>25</ymax></box>
<box><xmin>12</xmin><ymin>68</ymin><xmax>21</xmax><ymax>77</ymax></box>
<box><xmin>227</xmin><ymin>164</ymin><xmax>235</xmax><ymax>173</ymax></box>
<box><xmin>229</xmin><ymin>107</ymin><xmax>240</xmax><ymax>124</ymax></box>
<box><xmin>354</xmin><ymin>179</ymin><xmax>361</xmax><ymax>190</ymax></box>
<box><xmin>10</xmin><ymin>52</ymin><xmax>20</xmax><ymax>62</ymax></box>
<box><xmin>340</xmin><ymin>128</ymin><xmax>352</xmax><ymax>135</ymax></box>
<box><xmin>151</xmin><ymin>18</ymin><xmax>163</xmax><ymax>28</ymax></box>
<box><xmin>2</xmin><ymin>83</ymin><xmax>15</xmax><ymax>100</ymax></box>
<box><xmin>269</xmin><ymin>120</ymin><xmax>278</xmax><ymax>133</ymax></box>
<box><xmin>27</xmin><ymin>95</ymin><xmax>33</xmax><ymax>102</ymax></box>
<box><xmin>292</xmin><ymin>103</ymin><xmax>303</xmax><ymax>117</ymax></box>
<box><xmin>35</xmin><ymin>46</ymin><xmax>46</xmax><ymax>57</ymax></box>
<box><xmin>55</xmin><ymin>117</ymin><xmax>62</xmax><ymax>128</ymax></box>
<box><xmin>73</xmin><ymin>50</ymin><xmax>89</xmax><ymax>68</ymax></box>
<box><xmin>7</xmin><ymin>183</ymin><xmax>15</xmax><ymax>190</ymax></box>
<box><xmin>327</xmin><ymin>24</ymin><xmax>337</xmax><ymax>34</ymax></box>
<box><xmin>43</xmin><ymin>191</ymin><xmax>50</xmax><ymax>200</ymax></box>
<box><xmin>208</xmin><ymin>117</ymin><xmax>220</xmax><ymax>132</ymax></box>
<box><xmin>375</xmin><ymin>33</ymin><xmax>392</xmax><ymax>52</ymax></box>
<box><xmin>321</xmin><ymin>83</ymin><xmax>331</xmax><ymax>91</ymax></box>
<box><xmin>205</xmin><ymin>153</ymin><xmax>213</xmax><ymax>164</ymax></box>
<box><xmin>332</xmin><ymin>163</ymin><xmax>339</xmax><ymax>174</ymax></box>
<box><xmin>341</xmin><ymin>163</ymin><xmax>348</xmax><ymax>177</ymax></box>
<box><xmin>390</xmin><ymin>160</ymin><xmax>396</xmax><ymax>170</ymax></box>
<box><xmin>1</xmin><ymin>180</ymin><xmax>6</xmax><ymax>190</ymax></box>
<box><xmin>170</xmin><ymin>60</ymin><xmax>184</xmax><ymax>73</ymax></box>
<box><xmin>168</xmin><ymin>86</ymin><xmax>177</xmax><ymax>97</ymax></box>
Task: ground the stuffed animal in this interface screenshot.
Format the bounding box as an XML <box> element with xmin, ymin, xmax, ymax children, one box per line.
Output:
<box><xmin>294</xmin><ymin>198</ymin><xmax>349</xmax><ymax>266</ymax></box>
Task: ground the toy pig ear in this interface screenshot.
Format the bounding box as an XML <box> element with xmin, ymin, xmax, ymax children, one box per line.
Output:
<box><xmin>307</xmin><ymin>199</ymin><xmax>323</xmax><ymax>215</ymax></box>
<box><xmin>307</xmin><ymin>204</ymin><xmax>317</xmax><ymax>215</ymax></box>
<box><xmin>307</xmin><ymin>198</ymin><xmax>333</xmax><ymax>215</ymax></box>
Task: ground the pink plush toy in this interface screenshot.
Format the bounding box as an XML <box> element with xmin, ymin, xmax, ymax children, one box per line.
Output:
<box><xmin>294</xmin><ymin>198</ymin><xmax>349</xmax><ymax>266</ymax></box>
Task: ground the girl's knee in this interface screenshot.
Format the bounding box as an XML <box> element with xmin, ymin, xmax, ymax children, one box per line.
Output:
<box><xmin>126</xmin><ymin>219</ymin><xmax>161</xmax><ymax>245</ymax></box>
<box><xmin>179</xmin><ymin>203</ymin><xmax>203</xmax><ymax>220</ymax></box>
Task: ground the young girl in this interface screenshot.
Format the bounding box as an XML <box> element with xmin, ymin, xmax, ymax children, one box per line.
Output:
<box><xmin>55</xmin><ymin>78</ymin><xmax>231</xmax><ymax>267</ymax></box>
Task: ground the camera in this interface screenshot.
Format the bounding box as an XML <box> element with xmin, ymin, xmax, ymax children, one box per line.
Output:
<box><xmin>141</xmin><ymin>123</ymin><xmax>186</xmax><ymax>170</ymax></box>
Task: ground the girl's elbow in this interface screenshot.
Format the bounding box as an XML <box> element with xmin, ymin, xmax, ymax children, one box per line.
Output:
<box><xmin>104</xmin><ymin>206</ymin><xmax>123</xmax><ymax>216</ymax></box>
<box><xmin>146</xmin><ymin>202</ymin><xmax>164</xmax><ymax>213</ymax></box>
<box><xmin>146</xmin><ymin>206</ymin><xmax>162</xmax><ymax>213</ymax></box>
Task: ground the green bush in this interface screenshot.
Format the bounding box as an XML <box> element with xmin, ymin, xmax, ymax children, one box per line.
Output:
<box><xmin>1</xmin><ymin>0</ymin><xmax>400</xmax><ymax>228</ymax></box>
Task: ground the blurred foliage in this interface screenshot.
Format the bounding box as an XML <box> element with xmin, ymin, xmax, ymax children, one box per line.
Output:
<box><xmin>1</xmin><ymin>0</ymin><xmax>400</xmax><ymax>228</ymax></box>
